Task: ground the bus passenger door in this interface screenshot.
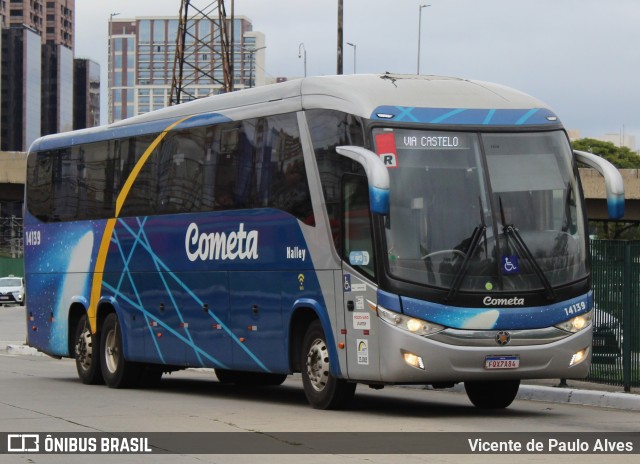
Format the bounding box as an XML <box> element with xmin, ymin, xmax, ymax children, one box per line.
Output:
<box><xmin>340</xmin><ymin>174</ymin><xmax>382</xmax><ymax>382</ymax></box>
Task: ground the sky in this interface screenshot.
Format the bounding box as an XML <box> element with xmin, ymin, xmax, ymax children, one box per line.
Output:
<box><xmin>76</xmin><ymin>0</ymin><xmax>640</xmax><ymax>145</ymax></box>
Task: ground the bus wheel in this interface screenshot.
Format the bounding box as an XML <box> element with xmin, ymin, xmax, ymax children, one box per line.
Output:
<box><xmin>100</xmin><ymin>313</ymin><xmax>140</xmax><ymax>388</ymax></box>
<box><xmin>74</xmin><ymin>313</ymin><xmax>104</xmax><ymax>385</ymax></box>
<box><xmin>301</xmin><ymin>320</ymin><xmax>356</xmax><ymax>409</ymax></box>
<box><xmin>464</xmin><ymin>379</ymin><xmax>520</xmax><ymax>409</ymax></box>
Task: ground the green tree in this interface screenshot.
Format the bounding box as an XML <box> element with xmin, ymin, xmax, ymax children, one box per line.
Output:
<box><xmin>571</xmin><ymin>138</ymin><xmax>640</xmax><ymax>169</ymax></box>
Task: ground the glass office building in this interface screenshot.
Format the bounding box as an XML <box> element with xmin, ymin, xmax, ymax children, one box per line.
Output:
<box><xmin>73</xmin><ymin>58</ymin><xmax>100</xmax><ymax>130</ymax></box>
<box><xmin>109</xmin><ymin>16</ymin><xmax>265</xmax><ymax>123</ymax></box>
<box><xmin>1</xmin><ymin>26</ymin><xmax>41</xmax><ymax>151</ymax></box>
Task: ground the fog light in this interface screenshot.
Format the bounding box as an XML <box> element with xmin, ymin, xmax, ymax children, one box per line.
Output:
<box><xmin>403</xmin><ymin>352</ymin><xmax>425</xmax><ymax>370</ymax></box>
<box><xmin>569</xmin><ymin>347</ymin><xmax>589</xmax><ymax>367</ymax></box>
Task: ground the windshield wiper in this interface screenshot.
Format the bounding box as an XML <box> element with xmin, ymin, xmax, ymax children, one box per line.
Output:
<box><xmin>445</xmin><ymin>197</ymin><xmax>488</xmax><ymax>303</ymax></box>
<box><xmin>503</xmin><ymin>224</ymin><xmax>556</xmax><ymax>301</ymax></box>
<box><xmin>445</xmin><ymin>224</ymin><xmax>486</xmax><ymax>302</ymax></box>
<box><xmin>498</xmin><ymin>197</ymin><xmax>556</xmax><ymax>301</ymax></box>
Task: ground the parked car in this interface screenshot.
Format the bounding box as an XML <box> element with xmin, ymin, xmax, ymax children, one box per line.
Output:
<box><xmin>0</xmin><ymin>275</ymin><xmax>25</xmax><ymax>307</ymax></box>
<box><xmin>591</xmin><ymin>306</ymin><xmax>623</xmax><ymax>363</ymax></box>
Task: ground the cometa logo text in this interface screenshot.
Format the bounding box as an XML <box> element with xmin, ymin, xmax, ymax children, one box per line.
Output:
<box><xmin>483</xmin><ymin>296</ymin><xmax>525</xmax><ymax>306</ymax></box>
<box><xmin>185</xmin><ymin>222</ymin><xmax>259</xmax><ymax>261</ymax></box>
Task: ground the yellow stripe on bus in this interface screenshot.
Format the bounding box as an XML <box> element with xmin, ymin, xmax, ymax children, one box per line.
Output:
<box><xmin>115</xmin><ymin>116</ymin><xmax>190</xmax><ymax>217</ymax></box>
<box><xmin>88</xmin><ymin>218</ymin><xmax>116</xmax><ymax>331</ymax></box>
<box><xmin>88</xmin><ymin>116</ymin><xmax>191</xmax><ymax>332</ymax></box>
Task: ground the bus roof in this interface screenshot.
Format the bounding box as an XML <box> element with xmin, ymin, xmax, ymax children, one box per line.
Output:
<box><xmin>29</xmin><ymin>74</ymin><xmax>556</xmax><ymax>152</ymax></box>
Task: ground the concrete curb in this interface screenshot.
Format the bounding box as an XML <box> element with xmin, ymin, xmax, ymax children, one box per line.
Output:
<box><xmin>3</xmin><ymin>343</ymin><xmax>43</xmax><ymax>356</ymax></box>
<box><xmin>517</xmin><ymin>384</ymin><xmax>640</xmax><ymax>411</ymax></box>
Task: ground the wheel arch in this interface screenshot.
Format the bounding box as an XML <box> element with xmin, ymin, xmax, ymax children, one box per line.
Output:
<box><xmin>288</xmin><ymin>299</ymin><xmax>342</xmax><ymax>377</ymax></box>
<box><xmin>68</xmin><ymin>303</ymin><xmax>88</xmax><ymax>358</ymax></box>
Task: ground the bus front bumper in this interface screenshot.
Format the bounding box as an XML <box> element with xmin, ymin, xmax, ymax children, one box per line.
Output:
<box><xmin>378</xmin><ymin>321</ymin><xmax>593</xmax><ymax>384</ymax></box>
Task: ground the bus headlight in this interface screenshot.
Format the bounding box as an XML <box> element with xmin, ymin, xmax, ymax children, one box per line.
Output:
<box><xmin>555</xmin><ymin>310</ymin><xmax>593</xmax><ymax>333</ymax></box>
<box><xmin>377</xmin><ymin>305</ymin><xmax>444</xmax><ymax>336</ymax></box>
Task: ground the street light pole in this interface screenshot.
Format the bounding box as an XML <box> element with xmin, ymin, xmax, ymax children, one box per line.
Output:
<box><xmin>346</xmin><ymin>42</ymin><xmax>356</xmax><ymax>74</ymax></box>
<box><xmin>337</xmin><ymin>0</ymin><xmax>343</xmax><ymax>74</ymax></box>
<box><xmin>417</xmin><ymin>4</ymin><xmax>430</xmax><ymax>75</ymax></box>
<box><xmin>298</xmin><ymin>43</ymin><xmax>307</xmax><ymax>77</ymax></box>
<box><xmin>246</xmin><ymin>45</ymin><xmax>266</xmax><ymax>88</ymax></box>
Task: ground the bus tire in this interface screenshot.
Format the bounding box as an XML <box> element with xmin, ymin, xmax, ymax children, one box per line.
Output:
<box><xmin>301</xmin><ymin>320</ymin><xmax>356</xmax><ymax>409</ymax></box>
<box><xmin>464</xmin><ymin>379</ymin><xmax>520</xmax><ymax>409</ymax></box>
<box><xmin>100</xmin><ymin>313</ymin><xmax>141</xmax><ymax>388</ymax></box>
<box><xmin>73</xmin><ymin>313</ymin><xmax>104</xmax><ymax>385</ymax></box>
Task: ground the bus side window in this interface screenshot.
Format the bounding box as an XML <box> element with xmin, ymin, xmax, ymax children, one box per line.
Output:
<box><xmin>306</xmin><ymin>109</ymin><xmax>366</xmax><ymax>251</ymax></box>
<box><xmin>156</xmin><ymin>130</ymin><xmax>205</xmax><ymax>214</ymax></box>
<box><xmin>342</xmin><ymin>173</ymin><xmax>375</xmax><ymax>279</ymax></box>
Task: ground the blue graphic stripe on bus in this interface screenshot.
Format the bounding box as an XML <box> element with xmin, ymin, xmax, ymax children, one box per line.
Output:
<box><xmin>111</xmin><ymin>220</ymin><xmax>190</xmax><ymax>364</ymax></box>
<box><xmin>135</xmin><ymin>217</ymin><xmax>205</xmax><ymax>366</ymax></box>
<box><xmin>377</xmin><ymin>289</ymin><xmax>402</xmax><ymax>312</ymax></box>
<box><xmin>102</xmin><ymin>281</ymin><xmax>228</xmax><ymax>368</ymax></box>
<box><xmin>371</xmin><ymin>106</ymin><xmax>559</xmax><ymax>126</ymax></box>
<box><xmin>114</xmin><ymin>216</ymin><xmax>271</xmax><ymax>372</ymax></box>
<box><xmin>482</xmin><ymin>109</ymin><xmax>496</xmax><ymax>125</ymax></box>
<box><xmin>515</xmin><ymin>108</ymin><xmax>540</xmax><ymax>125</ymax></box>
<box><xmin>145</xmin><ymin>312</ymin><xmax>166</xmax><ymax>364</ymax></box>
<box><xmin>429</xmin><ymin>108</ymin><xmax>468</xmax><ymax>124</ymax></box>
<box><xmin>401</xmin><ymin>292</ymin><xmax>593</xmax><ymax>330</ymax></box>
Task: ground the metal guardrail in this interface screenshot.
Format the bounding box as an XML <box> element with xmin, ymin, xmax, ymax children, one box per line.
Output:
<box><xmin>589</xmin><ymin>240</ymin><xmax>640</xmax><ymax>390</ymax></box>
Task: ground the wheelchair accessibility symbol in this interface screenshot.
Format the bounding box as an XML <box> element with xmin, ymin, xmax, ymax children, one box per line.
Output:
<box><xmin>502</xmin><ymin>255</ymin><xmax>519</xmax><ymax>275</ymax></box>
<box><xmin>343</xmin><ymin>274</ymin><xmax>351</xmax><ymax>292</ymax></box>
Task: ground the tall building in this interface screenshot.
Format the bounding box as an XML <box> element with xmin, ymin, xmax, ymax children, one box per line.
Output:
<box><xmin>0</xmin><ymin>0</ymin><xmax>76</xmax><ymax>149</ymax></box>
<box><xmin>41</xmin><ymin>42</ymin><xmax>74</xmax><ymax>135</ymax></box>
<box><xmin>73</xmin><ymin>59</ymin><xmax>100</xmax><ymax>130</ymax></box>
<box><xmin>1</xmin><ymin>26</ymin><xmax>42</xmax><ymax>151</ymax></box>
<box><xmin>597</xmin><ymin>132</ymin><xmax>637</xmax><ymax>152</ymax></box>
<box><xmin>108</xmin><ymin>15</ymin><xmax>265</xmax><ymax>123</ymax></box>
<box><xmin>3</xmin><ymin>0</ymin><xmax>73</xmax><ymax>49</ymax></box>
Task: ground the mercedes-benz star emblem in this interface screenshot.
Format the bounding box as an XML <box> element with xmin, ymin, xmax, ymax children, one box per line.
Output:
<box><xmin>495</xmin><ymin>331</ymin><xmax>511</xmax><ymax>346</ymax></box>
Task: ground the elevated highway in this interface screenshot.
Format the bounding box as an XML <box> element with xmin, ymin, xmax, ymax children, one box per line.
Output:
<box><xmin>1</xmin><ymin>152</ymin><xmax>640</xmax><ymax>222</ymax></box>
<box><xmin>580</xmin><ymin>168</ymin><xmax>640</xmax><ymax>222</ymax></box>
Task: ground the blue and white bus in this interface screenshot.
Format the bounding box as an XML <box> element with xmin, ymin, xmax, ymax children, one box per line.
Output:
<box><xmin>24</xmin><ymin>74</ymin><xmax>624</xmax><ymax>409</ymax></box>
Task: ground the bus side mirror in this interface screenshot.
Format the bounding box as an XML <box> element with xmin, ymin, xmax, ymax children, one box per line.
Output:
<box><xmin>574</xmin><ymin>150</ymin><xmax>625</xmax><ymax>219</ymax></box>
<box><xmin>336</xmin><ymin>146</ymin><xmax>390</xmax><ymax>215</ymax></box>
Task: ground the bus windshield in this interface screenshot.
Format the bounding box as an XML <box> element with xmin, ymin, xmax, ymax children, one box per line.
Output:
<box><xmin>374</xmin><ymin>128</ymin><xmax>587</xmax><ymax>295</ymax></box>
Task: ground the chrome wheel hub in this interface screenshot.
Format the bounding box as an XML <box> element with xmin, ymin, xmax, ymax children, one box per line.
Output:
<box><xmin>306</xmin><ymin>338</ymin><xmax>329</xmax><ymax>392</ymax></box>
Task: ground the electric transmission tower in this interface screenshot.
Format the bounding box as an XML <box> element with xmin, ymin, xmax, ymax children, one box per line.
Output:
<box><xmin>170</xmin><ymin>0</ymin><xmax>233</xmax><ymax>105</ymax></box>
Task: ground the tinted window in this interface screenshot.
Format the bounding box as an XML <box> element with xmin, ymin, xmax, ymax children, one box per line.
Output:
<box><xmin>306</xmin><ymin>109</ymin><xmax>366</xmax><ymax>250</ymax></box>
<box><xmin>27</xmin><ymin>113</ymin><xmax>314</xmax><ymax>224</ymax></box>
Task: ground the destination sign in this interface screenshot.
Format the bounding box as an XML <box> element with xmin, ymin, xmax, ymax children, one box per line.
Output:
<box><xmin>374</xmin><ymin>129</ymin><xmax>473</xmax><ymax>151</ymax></box>
<box><xmin>399</xmin><ymin>133</ymin><xmax>472</xmax><ymax>150</ymax></box>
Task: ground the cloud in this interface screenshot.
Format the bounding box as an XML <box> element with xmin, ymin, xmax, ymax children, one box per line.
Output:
<box><xmin>75</xmin><ymin>0</ymin><xmax>640</xmax><ymax>143</ymax></box>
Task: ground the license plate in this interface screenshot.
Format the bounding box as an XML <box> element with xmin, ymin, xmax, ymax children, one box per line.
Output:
<box><xmin>485</xmin><ymin>356</ymin><xmax>519</xmax><ymax>369</ymax></box>
<box><xmin>0</xmin><ymin>296</ymin><xmax>8</xmax><ymax>300</ymax></box>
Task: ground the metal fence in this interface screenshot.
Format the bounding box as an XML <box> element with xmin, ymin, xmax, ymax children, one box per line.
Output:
<box><xmin>0</xmin><ymin>216</ymin><xmax>23</xmax><ymax>258</ymax></box>
<box><xmin>588</xmin><ymin>240</ymin><xmax>640</xmax><ymax>390</ymax></box>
